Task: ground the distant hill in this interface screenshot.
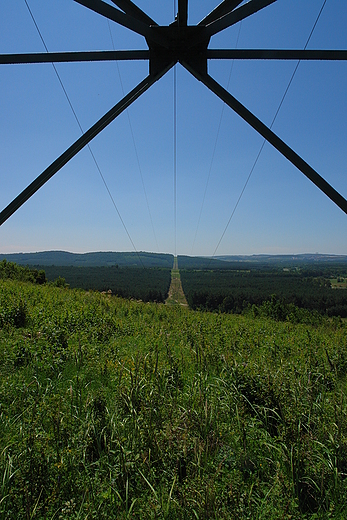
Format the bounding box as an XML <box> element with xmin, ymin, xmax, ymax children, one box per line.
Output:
<box><xmin>0</xmin><ymin>251</ymin><xmax>174</xmax><ymax>268</ymax></box>
<box><xmin>178</xmin><ymin>254</ymin><xmax>347</xmax><ymax>270</ymax></box>
<box><xmin>0</xmin><ymin>251</ymin><xmax>346</xmax><ymax>269</ymax></box>
<box><xmin>213</xmin><ymin>254</ymin><xmax>347</xmax><ymax>267</ymax></box>
<box><xmin>177</xmin><ymin>255</ymin><xmax>234</xmax><ymax>269</ymax></box>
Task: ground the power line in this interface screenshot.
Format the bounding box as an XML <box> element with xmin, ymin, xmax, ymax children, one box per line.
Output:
<box><xmin>24</xmin><ymin>0</ymin><xmax>144</xmax><ymax>267</ymax></box>
<box><xmin>191</xmin><ymin>21</ymin><xmax>242</xmax><ymax>255</ymax></box>
<box><xmin>210</xmin><ymin>0</ymin><xmax>328</xmax><ymax>260</ymax></box>
<box><xmin>107</xmin><ymin>21</ymin><xmax>159</xmax><ymax>252</ymax></box>
<box><xmin>173</xmin><ymin>2</ymin><xmax>177</xmax><ymax>257</ymax></box>
<box><xmin>174</xmin><ymin>65</ymin><xmax>177</xmax><ymax>257</ymax></box>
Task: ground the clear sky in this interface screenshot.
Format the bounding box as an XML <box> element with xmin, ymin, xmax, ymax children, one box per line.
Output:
<box><xmin>0</xmin><ymin>0</ymin><xmax>346</xmax><ymax>256</ymax></box>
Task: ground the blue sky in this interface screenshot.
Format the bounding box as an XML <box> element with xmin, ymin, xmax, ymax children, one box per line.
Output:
<box><xmin>0</xmin><ymin>0</ymin><xmax>346</xmax><ymax>256</ymax></box>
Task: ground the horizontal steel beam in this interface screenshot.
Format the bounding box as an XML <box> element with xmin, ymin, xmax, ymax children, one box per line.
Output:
<box><xmin>0</xmin><ymin>50</ymin><xmax>150</xmax><ymax>65</ymax></box>
<box><xmin>2</xmin><ymin>49</ymin><xmax>346</xmax><ymax>66</ymax></box>
<box><xmin>207</xmin><ymin>49</ymin><xmax>347</xmax><ymax>60</ymax></box>
<box><xmin>183</xmin><ymin>61</ymin><xmax>347</xmax><ymax>215</ymax></box>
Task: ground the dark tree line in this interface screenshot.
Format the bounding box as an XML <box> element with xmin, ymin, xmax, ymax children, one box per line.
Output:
<box><xmin>40</xmin><ymin>265</ymin><xmax>172</xmax><ymax>303</ymax></box>
<box><xmin>0</xmin><ymin>261</ymin><xmax>172</xmax><ymax>303</ymax></box>
<box><xmin>180</xmin><ymin>269</ymin><xmax>347</xmax><ymax>318</ymax></box>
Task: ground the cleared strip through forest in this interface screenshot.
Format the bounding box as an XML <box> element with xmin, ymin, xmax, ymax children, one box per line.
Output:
<box><xmin>165</xmin><ymin>256</ymin><xmax>188</xmax><ymax>306</ymax></box>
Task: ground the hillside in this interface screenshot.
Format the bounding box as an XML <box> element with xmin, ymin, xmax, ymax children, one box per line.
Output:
<box><xmin>215</xmin><ymin>254</ymin><xmax>347</xmax><ymax>265</ymax></box>
<box><xmin>1</xmin><ymin>250</ymin><xmax>347</xmax><ymax>270</ymax></box>
<box><xmin>0</xmin><ymin>250</ymin><xmax>174</xmax><ymax>268</ymax></box>
<box><xmin>1</xmin><ymin>277</ymin><xmax>347</xmax><ymax>518</ymax></box>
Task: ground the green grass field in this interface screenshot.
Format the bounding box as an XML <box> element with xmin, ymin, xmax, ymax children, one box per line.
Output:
<box><xmin>1</xmin><ymin>277</ymin><xmax>347</xmax><ymax>518</ymax></box>
<box><xmin>330</xmin><ymin>278</ymin><xmax>347</xmax><ymax>289</ymax></box>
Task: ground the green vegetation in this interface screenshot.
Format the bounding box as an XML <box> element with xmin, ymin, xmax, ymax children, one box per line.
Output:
<box><xmin>180</xmin><ymin>269</ymin><xmax>347</xmax><ymax>318</ymax></box>
<box><xmin>0</xmin><ymin>259</ymin><xmax>46</xmax><ymax>285</ymax></box>
<box><xmin>37</xmin><ymin>266</ymin><xmax>172</xmax><ymax>303</ymax></box>
<box><xmin>177</xmin><ymin>255</ymin><xmax>232</xmax><ymax>269</ymax></box>
<box><xmin>1</xmin><ymin>259</ymin><xmax>171</xmax><ymax>304</ymax></box>
<box><xmin>177</xmin><ymin>254</ymin><xmax>347</xmax><ymax>271</ymax></box>
<box><xmin>1</xmin><ymin>273</ymin><xmax>347</xmax><ymax>518</ymax></box>
<box><xmin>331</xmin><ymin>277</ymin><xmax>347</xmax><ymax>290</ymax></box>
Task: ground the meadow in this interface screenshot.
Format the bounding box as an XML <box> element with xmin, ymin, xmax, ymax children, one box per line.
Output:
<box><xmin>1</xmin><ymin>275</ymin><xmax>347</xmax><ymax>518</ymax></box>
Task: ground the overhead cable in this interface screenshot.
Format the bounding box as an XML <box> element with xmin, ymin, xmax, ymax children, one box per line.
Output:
<box><xmin>210</xmin><ymin>0</ymin><xmax>328</xmax><ymax>260</ymax></box>
<box><xmin>174</xmin><ymin>0</ymin><xmax>177</xmax><ymax>256</ymax></box>
<box><xmin>107</xmin><ymin>21</ymin><xmax>160</xmax><ymax>252</ymax></box>
<box><xmin>24</xmin><ymin>0</ymin><xmax>144</xmax><ymax>267</ymax></box>
<box><xmin>191</xmin><ymin>21</ymin><xmax>242</xmax><ymax>255</ymax></box>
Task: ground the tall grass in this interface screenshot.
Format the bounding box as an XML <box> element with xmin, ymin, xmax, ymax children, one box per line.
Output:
<box><xmin>0</xmin><ymin>278</ymin><xmax>347</xmax><ymax>518</ymax></box>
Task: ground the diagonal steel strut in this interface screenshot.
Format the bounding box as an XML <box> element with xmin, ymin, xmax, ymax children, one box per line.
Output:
<box><xmin>199</xmin><ymin>0</ymin><xmax>244</xmax><ymax>26</ymax></box>
<box><xmin>110</xmin><ymin>0</ymin><xmax>158</xmax><ymax>26</ymax></box>
<box><xmin>0</xmin><ymin>64</ymin><xmax>173</xmax><ymax>226</ymax></box>
<box><xmin>73</xmin><ymin>0</ymin><xmax>169</xmax><ymax>47</ymax></box>
<box><xmin>182</xmin><ymin>61</ymin><xmax>347</xmax><ymax>215</ymax></box>
<box><xmin>74</xmin><ymin>0</ymin><xmax>148</xmax><ymax>35</ymax></box>
<box><xmin>1</xmin><ymin>0</ymin><xmax>346</xmax><ymax>225</ymax></box>
<box><xmin>205</xmin><ymin>0</ymin><xmax>277</xmax><ymax>37</ymax></box>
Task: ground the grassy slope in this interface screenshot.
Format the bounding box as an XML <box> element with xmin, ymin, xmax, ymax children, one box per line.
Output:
<box><xmin>1</xmin><ymin>279</ymin><xmax>347</xmax><ymax>519</ymax></box>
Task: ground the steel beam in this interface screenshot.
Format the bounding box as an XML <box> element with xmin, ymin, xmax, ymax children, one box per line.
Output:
<box><xmin>199</xmin><ymin>1</ymin><xmax>244</xmax><ymax>26</ymax></box>
<box><xmin>207</xmin><ymin>49</ymin><xmax>347</xmax><ymax>60</ymax></box>
<box><xmin>178</xmin><ymin>0</ymin><xmax>188</xmax><ymax>26</ymax></box>
<box><xmin>0</xmin><ymin>64</ymin><xmax>174</xmax><ymax>226</ymax></box>
<box><xmin>74</xmin><ymin>0</ymin><xmax>169</xmax><ymax>47</ymax></box>
<box><xmin>205</xmin><ymin>0</ymin><xmax>277</xmax><ymax>37</ymax></box>
<box><xmin>2</xmin><ymin>49</ymin><xmax>346</xmax><ymax>66</ymax></box>
<box><xmin>183</xmin><ymin>62</ymin><xmax>347</xmax><ymax>215</ymax></box>
<box><xmin>110</xmin><ymin>0</ymin><xmax>157</xmax><ymax>26</ymax></box>
<box><xmin>3</xmin><ymin>0</ymin><xmax>347</xmax><ymax>224</ymax></box>
<box><xmin>0</xmin><ymin>50</ymin><xmax>150</xmax><ymax>65</ymax></box>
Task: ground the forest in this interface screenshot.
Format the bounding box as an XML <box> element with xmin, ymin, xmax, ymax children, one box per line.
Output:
<box><xmin>40</xmin><ymin>265</ymin><xmax>172</xmax><ymax>303</ymax></box>
<box><xmin>2</xmin><ymin>256</ymin><xmax>347</xmax><ymax>317</ymax></box>
<box><xmin>180</xmin><ymin>267</ymin><xmax>347</xmax><ymax>318</ymax></box>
